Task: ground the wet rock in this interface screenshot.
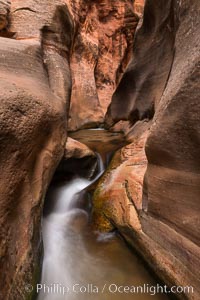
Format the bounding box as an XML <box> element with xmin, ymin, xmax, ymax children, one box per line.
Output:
<box><xmin>92</xmin><ymin>123</ymin><xmax>149</xmax><ymax>232</ymax></box>
<box><xmin>67</xmin><ymin>209</ymin><xmax>89</xmax><ymax>234</ymax></box>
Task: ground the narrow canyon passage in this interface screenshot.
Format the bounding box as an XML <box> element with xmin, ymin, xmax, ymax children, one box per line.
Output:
<box><xmin>0</xmin><ymin>1</ymin><xmax>199</xmax><ymax>299</ymax></box>
<box><xmin>38</xmin><ymin>131</ymin><xmax>169</xmax><ymax>300</ymax></box>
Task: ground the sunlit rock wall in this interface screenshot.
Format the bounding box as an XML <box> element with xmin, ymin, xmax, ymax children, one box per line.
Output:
<box><xmin>68</xmin><ymin>0</ymin><xmax>141</xmax><ymax>131</ymax></box>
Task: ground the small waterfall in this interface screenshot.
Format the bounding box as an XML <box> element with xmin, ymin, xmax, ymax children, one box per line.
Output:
<box><xmin>96</xmin><ymin>152</ymin><xmax>104</xmax><ymax>174</ymax></box>
<box><xmin>38</xmin><ymin>156</ymin><xmax>103</xmax><ymax>300</ymax></box>
<box><xmin>53</xmin><ymin>178</ymin><xmax>90</xmax><ymax>212</ymax></box>
<box><xmin>38</xmin><ymin>150</ymin><xmax>168</xmax><ymax>300</ymax></box>
<box><xmin>38</xmin><ymin>177</ymin><xmax>91</xmax><ymax>300</ymax></box>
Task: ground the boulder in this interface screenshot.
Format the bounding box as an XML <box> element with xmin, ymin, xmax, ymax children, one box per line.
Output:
<box><xmin>56</xmin><ymin>138</ymin><xmax>98</xmax><ymax>179</ymax></box>
<box><xmin>64</xmin><ymin>137</ymin><xmax>96</xmax><ymax>160</ymax></box>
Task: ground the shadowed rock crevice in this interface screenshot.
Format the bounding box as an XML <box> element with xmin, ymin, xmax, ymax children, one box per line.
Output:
<box><xmin>105</xmin><ymin>0</ymin><xmax>179</xmax><ymax>129</ymax></box>
<box><xmin>12</xmin><ymin>7</ymin><xmax>37</xmax><ymax>14</ymax></box>
<box><xmin>0</xmin><ymin>0</ymin><xmax>15</xmax><ymax>37</ymax></box>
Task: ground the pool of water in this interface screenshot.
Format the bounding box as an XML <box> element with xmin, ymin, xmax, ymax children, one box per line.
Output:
<box><xmin>38</xmin><ymin>174</ymin><xmax>169</xmax><ymax>300</ymax></box>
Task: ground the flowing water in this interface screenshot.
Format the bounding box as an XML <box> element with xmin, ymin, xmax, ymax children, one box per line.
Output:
<box><xmin>38</xmin><ymin>131</ymin><xmax>169</xmax><ymax>300</ymax></box>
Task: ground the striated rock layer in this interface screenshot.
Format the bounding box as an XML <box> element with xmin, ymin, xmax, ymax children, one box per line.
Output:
<box><xmin>92</xmin><ymin>121</ymin><xmax>150</xmax><ymax>232</ymax></box>
<box><xmin>134</xmin><ymin>0</ymin><xmax>145</xmax><ymax>17</ymax></box>
<box><xmin>0</xmin><ymin>1</ymin><xmax>73</xmax><ymax>299</ymax></box>
<box><xmin>93</xmin><ymin>0</ymin><xmax>200</xmax><ymax>299</ymax></box>
<box><xmin>105</xmin><ymin>0</ymin><xmax>178</xmax><ymax>128</ymax></box>
<box><xmin>0</xmin><ymin>0</ymin><xmax>9</xmax><ymax>30</ymax></box>
<box><xmin>68</xmin><ymin>0</ymin><xmax>140</xmax><ymax>130</ymax></box>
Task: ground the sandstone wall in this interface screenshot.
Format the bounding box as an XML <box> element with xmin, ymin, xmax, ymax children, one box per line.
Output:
<box><xmin>0</xmin><ymin>0</ymin><xmax>10</xmax><ymax>30</ymax></box>
<box><xmin>0</xmin><ymin>1</ymin><xmax>73</xmax><ymax>299</ymax></box>
<box><xmin>93</xmin><ymin>0</ymin><xmax>200</xmax><ymax>298</ymax></box>
<box><xmin>134</xmin><ymin>0</ymin><xmax>145</xmax><ymax>17</ymax></box>
<box><xmin>68</xmin><ymin>0</ymin><xmax>140</xmax><ymax>131</ymax></box>
<box><xmin>0</xmin><ymin>1</ymin><xmax>143</xmax><ymax>298</ymax></box>
<box><xmin>105</xmin><ymin>0</ymin><xmax>178</xmax><ymax>128</ymax></box>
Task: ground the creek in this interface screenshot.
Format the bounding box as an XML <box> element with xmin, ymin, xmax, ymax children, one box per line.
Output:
<box><xmin>38</xmin><ymin>130</ymin><xmax>169</xmax><ymax>300</ymax></box>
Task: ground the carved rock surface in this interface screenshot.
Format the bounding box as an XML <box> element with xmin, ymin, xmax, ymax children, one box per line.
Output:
<box><xmin>92</xmin><ymin>121</ymin><xmax>149</xmax><ymax>232</ymax></box>
<box><xmin>142</xmin><ymin>0</ymin><xmax>200</xmax><ymax>296</ymax></box>
<box><xmin>64</xmin><ymin>137</ymin><xmax>96</xmax><ymax>160</ymax></box>
<box><xmin>105</xmin><ymin>0</ymin><xmax>178</xmax><ymax>128</ymax></box>
<box><xmin>93</xmin><ymin>0</ymin><xmax>200</xmax><ymax>299</ymax></box>
<box><xmin>0</xmin><ymin>2</ymin><xmax>73</xmax><ymax>299</ymax></box>
<box><xmin>134</xmin><ymin>0</ymin><xmax>145</xmax><ymax>17</ymax></box>
<box><xmin>68</xmin><ymin>0</ymin><xmax>140</xmax><ymax>130</ymax></box>
<box><xmin>10</xmin><ymin>0</ymin><xmax>141</xmax><ymax>132</ymax></box>
<box><xmin>0</xmin><ymin>0</ymin><xmax>10</xmax><ymax>30</ymax></box>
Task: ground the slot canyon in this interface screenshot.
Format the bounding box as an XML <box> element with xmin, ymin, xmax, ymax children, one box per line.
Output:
<box><xmin>0</xmin><ymin>0</ymin><xmax>199</xmax><ymax>299</ymax></box>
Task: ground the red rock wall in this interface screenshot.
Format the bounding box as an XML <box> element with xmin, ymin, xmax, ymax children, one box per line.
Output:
<box><xmin>0</xmin><ymin>1</ymin><xmax>142</xmax><ymax>298</ymax></box>
<box><xmin>105</xmin><ymin>0</ymin><xmax>177</xmax><ymax>128</ymax></box>
<box><xmin>8</xmin><ymin>1</ymin><xmax>143</xmax><ymax>132</ymax></box>
<box><xmin>68</xmin><ymin>0</ymin><xmax>140</xmax><ymax>130</ymax></box>
<box><xmin>0</xmin><ymin>1</ymin><xmax>143</xmax><ymax>298</ymax></box>
<box><xmin>93</xmin><ymin>0</ymin><xmax>200</xmax><ymax>298</ymax></box>
<box><xmin>0</xmin><ymin>1</ymin><xmax>73</xmax><ymax>299</ymax></box>
<box><xmin>0</xmin><ymin>0</ymin><xmax>10</xmax><ymax>30</ymax></box>
<box><xmin>134</xmin><ymin>0</ymin><xmax>145</xmax><ymax>16</ymax></box>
